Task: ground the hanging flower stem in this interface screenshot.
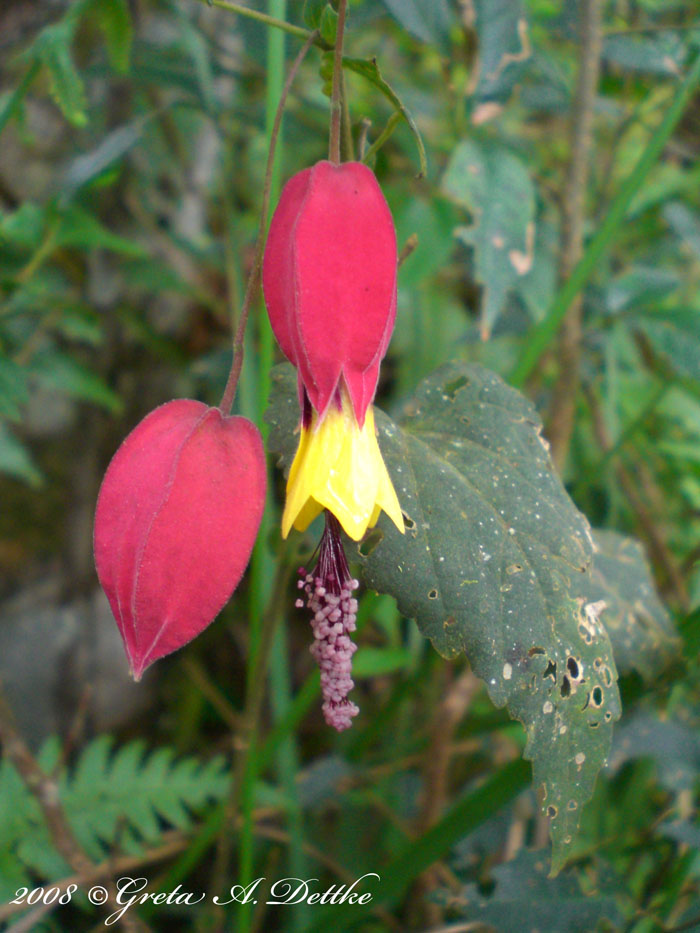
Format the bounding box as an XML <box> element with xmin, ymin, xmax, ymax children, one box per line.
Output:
<box><xmin>328</xmin><ymin>0</ymin><xmax>349</xmax><ymax>165</ymax></box>
<box><xmin>218</xmin><ymin>29</ymin><xmax>318</xmax><ymax>415</ymax></box>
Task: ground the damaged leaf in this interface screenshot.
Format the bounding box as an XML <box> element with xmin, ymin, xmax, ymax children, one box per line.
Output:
<box><xmin>266</xmin><ymin>361</ymin><xmax>621</xmax><ymax>873</ymax></box>
<box><xmin>443</xmin><ymin>139</ymin><xmax>535</xmax><ymax>337</ymax></box>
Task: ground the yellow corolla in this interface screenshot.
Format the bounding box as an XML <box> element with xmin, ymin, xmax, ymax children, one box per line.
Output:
<box><xmin>282</xmin><ymin>393</ymin><xmax>405</xmax><ymax>542</ymax></box>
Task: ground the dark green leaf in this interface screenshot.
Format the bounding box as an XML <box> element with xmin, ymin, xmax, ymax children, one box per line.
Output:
<box><xmin>303</xmin><ymin>0</ymin><xmax>328</xmax><ymax>29</ymax></box>
<box><xmin>175</xmin><ymin>11</ymin><xmax>217</xmax><ymax>113</ymax></box>
<box><xmin>442</xmin><ymin>848</ymin><xmax>621</xmax><ymax>930</ymax></box>
<box><xmin>469</xmin><ymin>0</ymin><xmax>531</xmax><ymax>117</ymax></box>
<box><xmin>604</xmin><ymin>266</ymin><xmax>681</xmax><ymax>314</ymax></box>
<box><xmin>443</xmin><ymin>139</ymin><xmax>535</xmax><ymax>336</ymax></box>
<box><xmin>581</xmin><ymin>530</ymin><xmax>681</xmax><ymax>681</ymax></box>
<box><xmin>603</xmin><ymin>32</ymin><xmax>687</xmax><ymax>76</ymax></box>
<box><xmin>267</xmin><ymin>361</ymin><xmax>621</xmax><ymax>872</ymax></box>
<box><xmin>319</xmin><ymin>5</ymin><xmax>339</xmax><ymax>46</ymax></box>
<box><xmin>0</xmin><ymin>353</ymin><xmax>29</xmax><ymax>420</ymax></box>
<box><xmin>32</xmin><ymin>22</ymin><xmax>87</xmax><ymax>127</ymax></box>
<box><xmin>0</xmin><ymin>202</ymin><xmax>47</xmax><ymax>250</ymax></box>
<box><xmin>55</xmin><ymin>205</ymin><xmax>147</xmax><ymax>258</ymax></box>
<box><xmin>0</xmin><ymin>60</ymin><xmax>41</xmax><ymax>140</ymax></box>
<box><xmin>635</xmin><ymin>309</ymin><xmax>700</xmax><ymax>382</ymax></box>
<box><xmin>27</xmin><ymin>350</ymin><xmax>122</xmax><ymax>412</ymax></box>
<box><xmin>380</xmin><ymin>0</ymin><xmax>454</xmax><ymax>53</ymax></box>
<box><xmin>0</xmin><ymin>423</ymin><xmax>42</xmax><ymax>486</ymax></box>
<box><xmin>663</xmin><ymin>201</ymin><xmax>700</xmax><ymax>259</ymax></box>
<box><xmin>608</xmin><ymin>713</ymin><xmax>700</xmax><ymax>794</ymax></box>
<box><xmin>93</xmin><ymin>0</ymin><xmax>133</xmax><ymax>73</ymax></box>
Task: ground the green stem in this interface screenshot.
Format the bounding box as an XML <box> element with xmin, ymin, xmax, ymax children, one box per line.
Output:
<box><xmin>362</xmin><ymin>111</ymin><xmax>402</xmax><ymax>166</ymax></box>
<box><xmin>509</xmin><ymin>51</ymin><xmax>700</xmax><ymax>388</ymax></box>
<box><xmin>194</xmin><ymin>0</ymin><xmax>317</xmax><ymax>45</ymax></box>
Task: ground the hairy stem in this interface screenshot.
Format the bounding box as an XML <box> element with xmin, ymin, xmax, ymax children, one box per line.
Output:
<box><xmin>218</xmin><ymin>31</ymin><xmax>318</xmax><ymax>414</ymax></box>
<box><xmin>328</xmin><ymin>0</ymin><xmax>349</xmax><ymax>164</ymax></box>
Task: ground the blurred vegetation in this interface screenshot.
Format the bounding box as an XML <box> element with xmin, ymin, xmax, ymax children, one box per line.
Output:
<box><xmin>0</xmin><ymin>0</ymin><xmax>700</xmax><ymax>930</ymax></box>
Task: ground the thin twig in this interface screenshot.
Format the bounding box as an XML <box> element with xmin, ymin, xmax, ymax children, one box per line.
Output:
<box><xmin>328</xmin><ymin>0</ymin><xmax>348</xmax><ymax>164</ymax></box>
<box><xmin>218</xmin><ymin>30</ymin><xmax>318</xmax><ymax>413</ymax></box>
<box><xmin>548</xmin><ymin>0</ymin><xmax>603</xmax><ymax>469</ymax></box>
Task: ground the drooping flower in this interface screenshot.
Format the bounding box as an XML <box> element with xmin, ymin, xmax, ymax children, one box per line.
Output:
<box><xmin>262</xmin><ymin>159</ymin><xmax>404</xmax><ymax>542</ymax></box>
<box><xmin>94</xmin><ymin>400</ymin><xmax>266</xmax><ymax>679</ymax></box>
<box><xmin>263</xmin><ymin>159</ymin><xmax>405</xmax><ymax>729</ymax></box>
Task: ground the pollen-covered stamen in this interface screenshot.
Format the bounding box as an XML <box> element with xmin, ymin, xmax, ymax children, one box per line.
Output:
<box><xmin>296</xmin><ymin>512</ymin><xmax>359</xmax><ymax>731</ymax></box>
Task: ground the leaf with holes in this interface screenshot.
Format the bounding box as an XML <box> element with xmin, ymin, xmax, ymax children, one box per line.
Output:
<box><xmin>442</xmin><ymin>139</ymin><xmax>535</xmax><ymax>338</ymax></box>
<box><xmin>468</xmin><ymin>0</ymin><xmax>531</xmax><ymax>121</ymax></box>
<box><xmin>580</xmin><ymin>530</ymin><xmax>681</xmax><ymax>681</ymax></box>
<box><xmin>266</xmin><ymin>361</ymin><xmax>621</xmax><ymax>874</ymax></box>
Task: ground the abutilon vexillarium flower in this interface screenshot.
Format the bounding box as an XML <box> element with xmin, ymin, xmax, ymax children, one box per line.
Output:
<box><xmin>263</xmin><ymin>159</ymin><xmax>404</xmax><ymax>730</ymax></box>
<box><xmin>94</xmin><ymin>401</ymin><xmax>266</xmax><ymax>680</ymax></box>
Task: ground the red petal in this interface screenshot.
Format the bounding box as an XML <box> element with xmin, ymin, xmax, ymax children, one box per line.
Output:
<box><xmin>263</xmin><ymin>161</ymin><xmax>397</xmax><ymax>425</ymax></box>
<box><xmin>94</xmin><ymin>401</ymin><xmax>266</xmax><ymax>678</ymax></box>
<box><xmin>262</xmin><ymin>166</ymin><xmax>313</xmax><ymax>369</ymax></box>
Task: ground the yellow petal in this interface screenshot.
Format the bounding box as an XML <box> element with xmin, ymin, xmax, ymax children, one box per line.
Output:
<box><xmin>282</xmin><ymin>393</ymin><xmax>405</xmax><ymax>541</ymax></box>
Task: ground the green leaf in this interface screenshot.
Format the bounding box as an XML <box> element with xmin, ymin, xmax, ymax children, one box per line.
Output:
<box><xmin>469</xmin><ymin>0</ymin><xmax>531</xmax><ymax>118</ymax></box>
<box><xmin>604</xmin><ymin>266</ymin><xmax>681</xmax><ymax>314</ymax></box>
<box><xmin>319</xmin><ymin>5</ymin><xmax>339</xmax><ymax>46</ymax></box>
<box><xmin>55</xmin><ymin>204</ymin><xmax>147</xmax><ymax>258</ymax></box>
<box><xmin>32</xmin><ymin>21</ymin><xmax>87</xmax><ymax>127</ymax></box>
<box><xmin>581</xmin><ymin>530</ymin><xmax>681</xmax><ymax>681</ymax></box>
<box><xmin>608</xmin><ymin>712</ymin><xmax>700</xmax><ymax>794</ymax></box>
<box><xmin>353</xmin><ymin>647</ymin><xmax>415</xmax><ymax>678</ymax></box>
<box><xmin>0</xmin><ymin>353</ymin><xmax>29</xmax><ymax>420</ymax></box>
<box><xmin>338</xmin><ymin>56</ymin><xmax>427</xmax><ymax>176</ymax></box>
<box><xmin>175</xmin><ymin>10</ymin><xmax>217</xmax><ymax>113</ymax></box>
<box><xmin>663</xmin><ymin>200</ymin><xmax>700</xmax><ymax>260</ymax></box>
<box><xmin>380</xmin><ymin>0</ymin><xmax>454</xmax><ymax>54</ymax></box>
<box><xmin>635</xmin><ymin>309</ymin><xmax>700</xmax><ymax>382</ymax></box>
<box><xmin>443</xmin><ymin>139</ymin><xmax>535</xmax><ymax>337</ymax></box>
<box><xmin>0</xmin><ymin>60</ymin><xmax>41</xmax><ymax>140</ymax></box>
<box><xmin>0</xmin><ymin>422</ymin><xmax>42</xmax><ymax>486</ymax></box>
<box><xmin>444</xmin><ymin>848</ymin><xmax>621</xmax><ymax>930</ymax></box>
<box><xmin>0</xmin><ymin>202</ymin><xmax>47</xmax><ymax>250</ymax></box>
<box><xmin>267</xmin><ymin>361</ymin><xmax>621</xmax><ymax>873</ymax></box>
<box><xmin>602</xmin><ymin>32</ymin><xmax>687</xmax><ymax>76</ymax></box>
<box><xmin>27</xmin><ymin>350</ymin><xmax>122</xmax><ymax>412</ymax></box>
<box><xmin>93</xmin><ymin>0</ymin><xmax>133</xmax><ymax>73</ymax></box>
<box><xmin>303</xmin><ymin>0</ymin><xmax>329</xmax><ymax>29</ymax></box>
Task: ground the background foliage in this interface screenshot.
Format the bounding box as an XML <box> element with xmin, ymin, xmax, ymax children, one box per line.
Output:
<box><xmin>0</xmin><ymin>0</ymin><xmax>699</xmax><ymax>930</ymax></box>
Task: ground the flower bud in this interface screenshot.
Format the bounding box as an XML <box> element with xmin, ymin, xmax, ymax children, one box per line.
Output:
<box><xmin>94</xmin><ymin>400</ymin><xmax>266</xmax><ymax>679</ymax></box>
<box><xmin>263</xmin><ymin>159</ymin><xmax>397</xmax><ymax>425</ymax></box>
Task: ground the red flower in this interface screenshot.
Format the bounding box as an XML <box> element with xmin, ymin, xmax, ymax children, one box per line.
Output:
<box><xmin>263</xmin><ymin>160</ymin><xmax>404</xmax><ymax>541</ymax></box>
<box><xmin>94</xmin><ymin>401</ymin><xmax>266</xmax><ymax>679</ymax></box>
